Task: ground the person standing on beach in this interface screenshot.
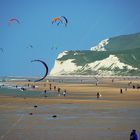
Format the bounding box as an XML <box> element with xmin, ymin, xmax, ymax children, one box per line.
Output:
<box><xmin>97</xmin><ymin>92</ymin><xmax>100</xmax><ymax>99</ymax></box>
<box><xmin>58</xmin><ymin>87</ymin><xmax>61</xmax><ymax>96</ymax></box>
<box><xmin>44</xmin><ymin>90</ymin><xmax>47</xmax><ymax>98</ymax></box>
<box><xmin>130</xmin><ymin>129</ymin><xmax>138</xmax><ymax>140</ymax></box>
<box><xmin>96</xmin><ymin>80</ymin><xmax>99</xmax><ymax>86</ymax></box>
<box><xmin>49</xmin><ymin>83</ymin><xmax>52</xmax><ymax>90</ymax></box>
<box><xmin>133</xmin><ymin>85</ymin><xmax>135</xmax><ymax>89</ymax></box>
<box><xmin>112</xmin><ymin>79</ymin><xmax>114</xmax><ymax>83</ymax></box>
<box><xmin>54</xmin><ymin>86</ymin><xmax>56</xmax><ymax>90</ymax></box>
<box><xmin>125</xmin><ymin>87</ymin><xmax>127</xmax><ymax>91</ymax></box>
<box><xmin>120</xmin><ymin>88</ymin><xmax>123</xmax><ymax>94</ymax></box>
<box><xmin>63</xmin><ymin>89</ymin><xmax>66</xmax><ymax>96</ymax></box>
<box><xmin>128</xmin><ymin>81</ymin><xmax>132</xmax><ymax>86</ymax></box>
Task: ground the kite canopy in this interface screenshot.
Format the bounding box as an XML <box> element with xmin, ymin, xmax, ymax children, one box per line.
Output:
<box><xmin>8</xmin><ymin>18</ymin><xmax>20</xmax><ymax>25</ymax></box>
<box><xmin>52</xmin><ymin>16</ymin><xmax>68</xmax><ymax>26</ymax></box>
<box><xmin>31</xmin><ymin>59</ymin><xmax>48</xmax><ymax>82</ymax></box>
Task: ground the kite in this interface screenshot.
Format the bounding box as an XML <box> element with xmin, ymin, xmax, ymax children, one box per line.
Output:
<box><xmin>26</xmin><ymin>45</ymin><xmax>33</xmax><ymax>49</ymax></box>
<box><xmin>52</xmin><ymin>16</ymin><xmax>68</xmax><ymax>26</ymax></box>
<box><xmin>29</xmin><ymin>45</ymin><xmax>33</xmax><ymax>48</ymax></box>
<box><xmin>31</xmin><ymin>59</ymin><xmax>48</xmax><ymax>82</ymax></box>
<box><xmin>8</xmin><ymin>18</ymin><xmax>20</xmax><ymax>25</ymax></box>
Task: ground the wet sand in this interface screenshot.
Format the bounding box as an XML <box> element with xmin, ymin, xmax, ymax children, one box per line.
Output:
<box><xmin>0</xmin><ymin>77</ymin><xmax>140</xmax><ymax>140</ymax></box>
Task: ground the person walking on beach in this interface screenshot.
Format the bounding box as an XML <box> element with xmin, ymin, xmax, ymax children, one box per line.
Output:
<box><xmin>58</xmin><ymin>87</ymin><xmax>61</xmax><ymax>96</ymax></box>
<box><xmin>97</xmin><ymin>92</ymin><xmax>100</xmax><ymax>99</ymax></box>
<box><xmin>130</xmin><ymin>129</ymin><xmax>138</xmax><ymax>140</ymax></box>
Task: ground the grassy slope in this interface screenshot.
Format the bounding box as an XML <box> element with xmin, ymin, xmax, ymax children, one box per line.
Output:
<box><xmin>57</xmin><ymin>48</ymin><xmax>140</xmax><ymax>69</ymax></box>
<box><xmin>105</xmin><ymin>32</ymin><xmax>140</xmax><ymax>51</ymax></box>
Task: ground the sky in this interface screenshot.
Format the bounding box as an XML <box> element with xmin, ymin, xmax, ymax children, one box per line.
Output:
<box><xmin>0</xmin><ymin>0</ymin><xmax>140</xmax><ymax>77</ymax></box>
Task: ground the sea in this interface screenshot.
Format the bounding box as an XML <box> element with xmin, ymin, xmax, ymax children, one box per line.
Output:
<box><xmin>0</xmin><ymin>76</ymin><xmax>47</xmax><ymax>97</ymax></box>
<box><xmin>0</xmin><ymin>75</ymin><xmax>99</xmax><ymax>97</ymax></box>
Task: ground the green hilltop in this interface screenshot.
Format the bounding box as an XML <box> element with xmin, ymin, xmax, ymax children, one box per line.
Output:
<box><xmin>53</xmin><ymin>32</ymin><xmax>140</xmax><ymax>76</ymax></box>
<box><xmin>105</xmin><ymin>32</ymin><xmax>140</xmax><ymax>51</ymax></box>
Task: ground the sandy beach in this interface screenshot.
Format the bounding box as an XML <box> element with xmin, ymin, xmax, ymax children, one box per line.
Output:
<box><xmin>0</xmin><ymin>77</ymin><xmax>140</xmax><ymax>140</ymax></box>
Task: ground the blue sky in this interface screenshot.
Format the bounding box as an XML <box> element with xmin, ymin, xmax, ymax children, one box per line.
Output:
<box><xmin>0</xmin><ymin>0</ymin><xmax>140</xmax><ymax>77</ymax></box>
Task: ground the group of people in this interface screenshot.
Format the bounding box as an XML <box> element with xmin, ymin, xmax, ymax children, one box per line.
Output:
<box><xmin>43</xmin><ymin>83</ymin><xmax>67</xmax><ymax>97</ymax></box>
<box><xmin>128</xmin><ymin>81</ymin><xmax>140</xmax><ymax>89</ymax></box>
<box><xmin>57</xmin><ymin>87</ymin><xmax>66</xmax><ymax>96</ymax></box>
